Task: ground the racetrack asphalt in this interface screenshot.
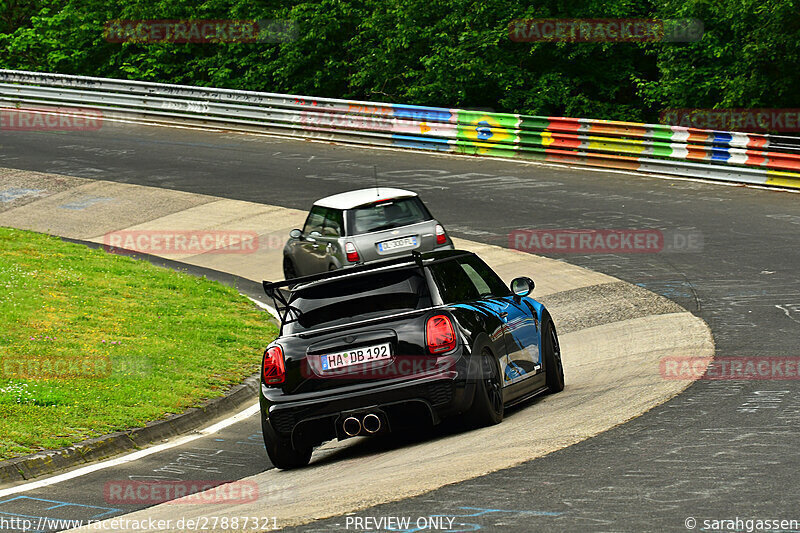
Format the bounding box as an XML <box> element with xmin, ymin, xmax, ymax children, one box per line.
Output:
<box><xmin>1</xmin><ymin>120</ymin><xmax>799</xmax><ymax>532</ymax></box>
<box><xmin>1</xmin><ymin>168</ymin><xmax>709</xmax><ymax>530</ymax></box>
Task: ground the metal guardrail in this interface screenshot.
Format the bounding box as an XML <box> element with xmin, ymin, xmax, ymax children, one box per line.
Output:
<box><xmin>1</xmin><ymin>69</ymin><xmax>799</xmax><ymax>189</ymax></box>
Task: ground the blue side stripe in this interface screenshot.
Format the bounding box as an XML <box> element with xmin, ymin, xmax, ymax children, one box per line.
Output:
<box><xmin>391</xmin><ymin>135</ymin><xmax>453</xmax><ymax>151</ymax></box>
<box><xmin>712</xmin><ymin>132</ymin><xmax>733</xmax><ymax>145</ymax></box>
<box><xmin>393</xmin><ymin>104</ymin><xmax>452</xmax><ymax>122</ymax></box>
<box><xmin>710</xmin><ymin>147</ymin><xmax>732</xmax><ymax>161</ymax></box>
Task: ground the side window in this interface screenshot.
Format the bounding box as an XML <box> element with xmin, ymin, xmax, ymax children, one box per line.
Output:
<box><xmin>303</xmin><ymin>206</ymin><xmax>326</xmax><ymax>235</ymax></box>
<box><xmin>430</xmin><ymin>261</ymin><xmax>480</xmax><ymax>303</ymax></box>
<box><xmin>461</xmin><ymin>256</ymin><xmax>511</xmax><ymax>297</ymax></box>
<box><xmin>322</xmin><ymin>208</ymin><xmax>344</xmax><ymax>237</ymax></box>
<box><xmin>461</xmin><ymin>263</ymin><xmax>493</xmax><ymax>297</ymax></box>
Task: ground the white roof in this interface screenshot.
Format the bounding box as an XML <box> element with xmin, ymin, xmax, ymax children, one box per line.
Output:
<box><xmin>313</xmin><ymin>188</ymin><xmax>417</xmax><ymax>210</ymax></box>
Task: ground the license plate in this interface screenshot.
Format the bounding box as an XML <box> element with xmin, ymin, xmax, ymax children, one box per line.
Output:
<box><xmin>320</xmin><ymin>343</ymin><xmax>392</xmax><ymax>371</ymax></box>
<box><xmin>378</xmin><ymin>236</ymin><xmax>417</xmax><ymax>252</ymax></box>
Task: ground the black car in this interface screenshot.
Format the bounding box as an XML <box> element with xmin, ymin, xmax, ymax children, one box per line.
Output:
<box><xmin>260</xmin><ymin>250</ymin><xmax>564</xmax><ymax>469</ymax></box>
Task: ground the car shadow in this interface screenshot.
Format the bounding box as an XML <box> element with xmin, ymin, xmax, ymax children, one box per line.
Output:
<box><xmin>305</xmin><ymin>392</ymin><xmax>549</xmax><ymax>468</ymax></box>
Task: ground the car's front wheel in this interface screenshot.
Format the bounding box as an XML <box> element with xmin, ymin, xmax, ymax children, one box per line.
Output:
<box><xmin>542</xmin><ymin>314</ymin><xmax>565</xmax><ymax>393</ymax></box>
<box><xmin>283</xmin><ymin>257</ymin><xmax>298</xmax><ymax>280</ymax></box>
<box><xmin>466</xmin><ymin>348</ymin><xmax>504</xmax><ymax>427</ymax></box>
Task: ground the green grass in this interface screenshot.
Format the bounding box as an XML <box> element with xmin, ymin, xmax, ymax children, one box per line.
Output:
<box><xmin>0</xmin><ymin>227</ymin><xmax>277</xmax><ymax>460</ymax></box>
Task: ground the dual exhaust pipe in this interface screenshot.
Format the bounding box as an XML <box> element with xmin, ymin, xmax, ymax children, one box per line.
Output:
<box><xmin>342</xmin><ymin>413</ymin><xmax>382</xmax><ymax>437</ymax></box>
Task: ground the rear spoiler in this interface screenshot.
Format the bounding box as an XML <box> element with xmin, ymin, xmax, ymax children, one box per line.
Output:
<box><xmin>262</xmin><ymin>250</ymin><xmax>472</xmax><ymax>324</ymax></box>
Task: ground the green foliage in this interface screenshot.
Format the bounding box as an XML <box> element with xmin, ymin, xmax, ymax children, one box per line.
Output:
<box><xmin>637</xmin><ymin>0</ymin><xmax>800</xmax><ymax>114</ymax></box>
<box><xmin>0</xmin><ymin>0</ymin><xmax>795</xmax><ymax>123</ymax></box>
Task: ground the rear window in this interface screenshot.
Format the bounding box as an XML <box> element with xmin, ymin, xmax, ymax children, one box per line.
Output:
<box><xmin>284</xmin><ymin>268</ymin><xmax>431</xmax><ymax>333</ymax></box>
<box><xmin>346</xmin><ymin>197</ymin><xmax>432</xmax><ymax>235</ymax></box>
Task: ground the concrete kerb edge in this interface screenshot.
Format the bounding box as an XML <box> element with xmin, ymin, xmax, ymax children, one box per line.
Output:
<box><xmin>0</xmin><ymin>236</ymin><xmax>274</xmax><ymax>487</ymax></box>
<box><xmin>0</xmin><ymin>374</ymin><xmax>260</xmax><ymax>486</ymax></box>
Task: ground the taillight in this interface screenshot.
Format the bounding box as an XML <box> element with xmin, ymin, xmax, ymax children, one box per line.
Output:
<box><xmin>345</xmin><ymin>242</ymin><xmax>360</xmax><ymax>262</ymax></box>
<box><xmin>262</xmin><ymin>346</ymin><xmax>285</xmax><ymax>385</ymax></box>
<box><xmin>426</xmin><ymin>314</ymin><xmax>456</xmax><ymax>354</ymax></box>
<box><xmin>435</xmin><ymin>224</ymin><xmax>447</xmax><ymax>245</ymax></box>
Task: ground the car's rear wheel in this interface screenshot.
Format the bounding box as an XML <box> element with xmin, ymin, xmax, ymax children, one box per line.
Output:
<box><xmin>543</xmin><ymin>315</ymin><xmax>565</xmax><ymax>393</ymax></box>
<box><xmin>262</xmin><ymin>417</ymin><xmax>311</xmax><ymax>469</ymax></box>
<box><xmin>466</xmin><ymin>348</ymin><xmax>504</xmax><ymax>427</ymax></box>
<box><xmin>283</xmin><ymin>257</ymin><xmax>298</xmax><ymax>280</ymax></box>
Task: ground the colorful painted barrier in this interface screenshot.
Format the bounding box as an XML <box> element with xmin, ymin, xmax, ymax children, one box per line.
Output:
<box><xmin>1</xmin><ymin>69</ymin><xmax>798</xmax><ymax>189</ymax></box>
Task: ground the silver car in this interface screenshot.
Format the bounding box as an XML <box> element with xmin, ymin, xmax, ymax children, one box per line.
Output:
<box><xmin>283</xmin><ymin>187</ymin><xmax>453</xmax><ymax>278</ymax></box>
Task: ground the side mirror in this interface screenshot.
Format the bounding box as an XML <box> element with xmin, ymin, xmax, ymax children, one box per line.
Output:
<box><xmin>289</xmin><ymin>229</ymin><xmax>302</xmax><ymax>239</ymax></box>
<box><xmin>510</xmin><ymin>277</ymin><xmax>534</xmax><ymax>298</ymax></box>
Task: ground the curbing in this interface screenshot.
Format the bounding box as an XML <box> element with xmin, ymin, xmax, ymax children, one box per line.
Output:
<box><xmin>0</xmin><ymin>373</ymin><xmax>260</xmax><ymax>486</ymax></box>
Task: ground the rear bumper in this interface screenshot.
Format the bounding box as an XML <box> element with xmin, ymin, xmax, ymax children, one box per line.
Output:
<box><xmin>340</xmin><ymin>242</ymin><xmax>455</xmax><ymax>267</ymax></box>
<box><xmin>260</xmin><ymin>367</ymin><xmax>474</xmax><ymax>449</ymax></box>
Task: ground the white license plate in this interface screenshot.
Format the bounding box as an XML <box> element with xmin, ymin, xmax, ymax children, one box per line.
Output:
<box><xmin>378</xmin><ymin>236</ymin><xmax>417</xmax><ymax>252</ymax></box>
<box><xmin>320</xmin><ymin>343</ymin><xmax>392</xmax><ymax>371</ymax></box>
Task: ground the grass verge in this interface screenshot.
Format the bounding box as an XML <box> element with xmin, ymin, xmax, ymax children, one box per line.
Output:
<box><xmin>0</xmin><ymin>227</ymin><xmax>277</xmax><ymax>460</ymax></box>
